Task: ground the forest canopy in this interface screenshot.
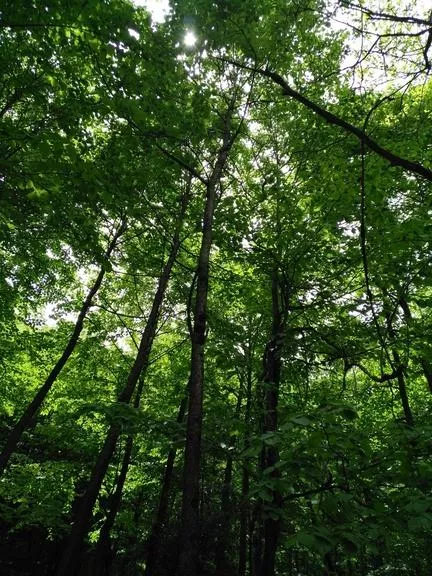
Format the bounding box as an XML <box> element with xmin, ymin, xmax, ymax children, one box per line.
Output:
<box><xmin>0</xmin><ymin>1</ymin><xmax>431</xmax><ymax>575</ymax></box>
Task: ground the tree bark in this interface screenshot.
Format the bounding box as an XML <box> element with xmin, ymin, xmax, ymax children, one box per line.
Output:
<box><xmin>259</xmin><ymin>271</ymin><xmax>285</xmax><ymax>576</ymax></box>
<box><xmin>143</xmin><ymin>393</ymin><xmax>187</xmax><ymax>576</ymax></box>
<box><xmin>239</xmin><ymin>348</ymin><xmax>253</xmax><ymax>576</ymax></box>
<box><xmin>0</xmin><ymin>218</ymin><xmax>127</xmax><ymax>475</ymax></box>
<box><xmin>238</xmin><ymin>456</ymin><xmax>250</xmax><ymax>576</ymax></box>
<box><xmin>93</xmin><ymin>370</ymin><xmax>183</xmax><ymax>576</ymax></box>
<box><xmin>93</xmin><ymin>364</ymin><xmax>162</xmax><ymax>574</ymax></box>
<box><xmin>56</xmin><ymin>185</ymin><xmax>191</xmax><ymax>576</ymax></box>
<box><xmin>383</xmin><ymin>302</ymin><xmax>414</xmax><ymax>427</ymax></box>
<box><xmin>215</xmin><ymin>390</ymin><xmax>243</xmax><ymax>575</ymax></box>
<box><xmin>252</xmin><ymin>506</ymin><xmax>264</xmax><ymax>576</ymax></box>
<box><xmin>393</xmin><ymin>350</ymin><xmax>414</xmax><ymax>427</ymax></box>
<box><xmin>177</xmin><ymin>109</ymin><xmax>236</xmax><ymax>576</ymax></box>
<box><xmin>93</xmin><ymin>434</ymin><xmax>134</xmax><ymax>576</ymax></box>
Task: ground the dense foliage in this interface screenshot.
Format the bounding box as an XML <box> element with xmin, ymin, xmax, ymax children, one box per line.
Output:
<box><xmin>1</xmin><ymin>1</ymin><xmax>431</xmax><ymax>575</ymax></box>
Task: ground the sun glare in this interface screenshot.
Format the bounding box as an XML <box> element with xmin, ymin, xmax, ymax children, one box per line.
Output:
<box><xmin>184</xmin><ymin>30</ymin><xmax>197</xmax><ymax>47</ymax></box>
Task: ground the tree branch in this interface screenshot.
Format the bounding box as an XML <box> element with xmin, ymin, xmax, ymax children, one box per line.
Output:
<box><xmin>218</xmin><ymin>58</ymin><xmax>432</xmax><ymax>182</ymax></box>
<box><xmin>341</xmin><ymin>2</ymin><xmax>432</xmax><ymax>27</ymax></box>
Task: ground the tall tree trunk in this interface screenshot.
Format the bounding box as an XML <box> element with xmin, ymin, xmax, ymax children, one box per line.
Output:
<box><xmin>239</xmin><ymin>349</ymin><xmax>253</xmax><ymax>576</ymax></box>
<box><xmin>252</xmin><ymin>360</ymin><xmax>267</xmax><ymax>576</ymax></box>
<box><xmin>56</xmin><ymin>186</ymin><xmax>191</xmax><ymax>576</ymax></box>
<box><xmin>93</xmin><ymin>434</ymin><xmax>134</xmax><ymax>576</ymax></box>
<box><xmin>177</xmin><ymin>109</ymin><xmax>235</xmax><ymax>576</ymax></box>
<box><xmin>0</xmin><ymin>219</ymin><xmax>127</xmax><ymax>475</ymax></box>
<box><xmin>92</xmin><ymin>373</ymin><xmax>153</xmax><ymax>575</ymax></box>
<box><xmin>259</xmin><ymin>271</ymin><xmax>285</xmax><ymax>576</ymax></box>
<box><xmin>252</xmin><ymin>506</ymin><xmax>264</xmax><ymax>576</ymax></box>
<box><xmin>238</xmin><ymin>451</ymin><xmax>250</xmax><ymax>576</ymax></box>
<box><xmin>215</xmin><ymin>389</ymin><xmax>243</xmax><ymax>575</ymax></box>
<box><xmin>238</xmin><ymin>430</ymin><xmax>250</xmax><ymax>576</ymax></box>
<box><xmin>93</xmin><ymin>368</ymin><xmax>180</xmax><ymax>576</ymax></box>
<box><xmin>143</xmin><ymin>393</ymin><xmax>187</xmax><ymax>576</ymax></box>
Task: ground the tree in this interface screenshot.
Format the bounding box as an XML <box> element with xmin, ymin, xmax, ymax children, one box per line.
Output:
<box><xmin>1</xmin><ymin>1</ymin><xmax>432</xmax><ymax>575</ymax></box>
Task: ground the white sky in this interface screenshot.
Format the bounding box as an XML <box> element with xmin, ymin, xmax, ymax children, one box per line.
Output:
<box><xmin>133</xmin><ymin>0</ymin><xmax>197</xmax><ymax>45</ymax></box>
<box><xmin>134</xmin><ymin>0</ymin><xmax>170</xmax><ymax>23</ymax></box>
<box><xmin>135</xmin><ymin>0</ymin><xmax>430</xmax><ymax>80</ymax></box>
<box><xmin>136</xmin><ymin>0</ymin><xmax>430</xmax><ymax>27</ymax></box>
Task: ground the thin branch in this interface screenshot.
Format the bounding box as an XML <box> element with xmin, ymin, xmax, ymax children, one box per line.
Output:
<box><xmin>353</xmin><ymin>362</ymin><xmax>402</xmax><ymax>383</ymax></box>
<box><xmin>341</xmin><ymin>2</ymin><xmax>432</xmax><ymax>27</ymax></box>
<box><xmin>153</xmin><ymin>142</ymin><xmax>208</xmax><ymax>185</ymax></box>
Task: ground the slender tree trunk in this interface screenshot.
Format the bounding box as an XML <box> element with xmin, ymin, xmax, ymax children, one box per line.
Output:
<box><xmin>239</xmin><ymin>351</ymin><xmax>253</xmax><ymax>576</ymax></box>
<box><xmin>393</xmin><ymin>349</ymin><xmax>414</xmax><ymax>426</ymax></box>
<box><xmin>253</xmin><ymin>347</ymin><xmax>267</xmax><ymax>576</ymax></box>
<box><xmin>56</xmin><ymin>187</ymin><xmax>191</xmax><ymax>576</ymax></box>
<box><xmin>92</xmin><ymin>369</ymin><xmax>160</xmax><ymax>574</ymax></box>
<box><xmin>239</xmin><ymin>462</ymin><xmax>250</xmax><ymax>576</ymax></box>
<box><xmin>252</xmin><ymin>508</ymin><xmax>264</xmax><ymax>576</ymax></box>
<box><xmin>93</xmin><ymin>434</ymin><xmax>134</xmax><ymax>576</ymax></box>
<box><xmin>214</xmin><ymin>458</ymin><xmax>234</xmax><ymax>574</ymax></box>
<box><xmin>143</xmin><ymin>393</ymin><xmax>187</xmax><ymax>576</ymax></box>
<box><xmin>215</xmin><ymin>390</ymin><xmax>243</xmax><ymax>575</ymax></box>
<box><xmin>383</xmin><ymin>300</ymin><xmax>414</xmax><ymax>427</ymax></box>
<box><xmin>0</xmin><ymin>219</ymin><xmax>127</xmax><ymax>475</ymax></box>
<box><xmin>259</xmin><ymin>271</ymin><xmax>285</xmax><ymax>576</ymax></box>
<box><xmin>177</xmin><ymin>109</ymin><xmax>235</xmax><ymax>576</ymax></box>
<box><xmin>95</xmin><ymin>375</ymin><xmax>185</xmax><ymax>576</ymax></box>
